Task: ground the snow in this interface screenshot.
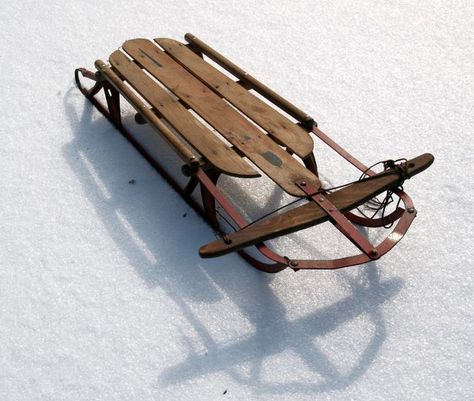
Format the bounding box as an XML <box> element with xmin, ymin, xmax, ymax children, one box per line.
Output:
<box><xmin>0</xmin><ymin>1</ymin><xmax>472</xmax><ymax>400</ymax></box>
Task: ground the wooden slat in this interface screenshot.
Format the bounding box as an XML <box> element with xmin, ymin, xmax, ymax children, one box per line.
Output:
<box><xmin>199</xmin><ymin>153</ymin><xmax>434</xmax><ymax>257</ymax></box>
<box><xmin>155</xmin><ymin>38</ymin><xmax>314</xmax><ymax>159</ymax></box>
<box><xmin>183</xmin><ymin>33</ymin><xmax>315</xmax><ymax>129</ymax></box>
<box><xmin>121</xmin><ymin>39</ymin><xmax>320</xmax><ymax>197</ymax></box>
<box><xmin>108</xmin><ymin>50</ymin><xmax>258</xmax><ymax>178</ymax></box>
<box><xmin>95</xmin><ymin>60</ymin><xmax>199</xmax><ymax>168</ymax></box>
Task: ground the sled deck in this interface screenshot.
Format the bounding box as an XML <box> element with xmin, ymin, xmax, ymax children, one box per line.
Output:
<box><xmin>75</xmin><ymin>33</ymin><xmax>434</xmax><ymax>272</ymax></box>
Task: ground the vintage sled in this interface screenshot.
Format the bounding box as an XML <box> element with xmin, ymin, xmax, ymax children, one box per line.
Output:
<box><xmin>75</xmin><ymin>33</ymin><xmax>433</xmax><ymax>273</ymax></box>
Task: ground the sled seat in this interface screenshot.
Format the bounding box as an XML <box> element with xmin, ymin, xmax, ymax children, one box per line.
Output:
<box><xmin>97</xmin><ymin>37</ymin><xmax>320</xmax><ymax>197</ymax></box>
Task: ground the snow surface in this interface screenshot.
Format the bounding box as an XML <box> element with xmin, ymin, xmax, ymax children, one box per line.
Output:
<box><xmin>0</xmin><ymin>1</ymin><xmax>473</xmax><ymax>400</ymax></box>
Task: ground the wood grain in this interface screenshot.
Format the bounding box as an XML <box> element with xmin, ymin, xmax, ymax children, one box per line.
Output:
<box><xmin>199</xmin><ymin>153</ymin><xmax>434</xmax><ymax>257</ymax></box>
<box><xmin>95</xmin><ymin>59</ymin><xmax>199</xmax><ymax>168</ymax></box>
<box><xmin>155</xmin><ymin>38</ymin><xmax>314</xmax><ymax>158</ymax></box>
<box><xmin>109</xmin><ymin>50</ymin><xmax>258</xmax><ymax>178</ymax></box>
<box><xmin>121</xmin><ymin>39</ymin><xmax>320</xmax><ymax>196</ymax></box>
<box><xmin>183</xmin><ymin>33</ymin><xmax>315</xmax><ymax>128</ymax></box>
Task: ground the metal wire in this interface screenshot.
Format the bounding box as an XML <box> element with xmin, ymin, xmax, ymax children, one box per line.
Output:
<box><xmin>355</xmin><ymin>159</ymin><xmax>407</xmax><ymax>228</ymax></box>
<box><xmin>215</xmin><ymin>158</ymin><xmax>410</xmax><ymax>235</ymax></box>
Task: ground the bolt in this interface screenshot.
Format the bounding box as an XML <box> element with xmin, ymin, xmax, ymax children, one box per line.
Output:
<box><xmin>370</xmin><ymin>249</ymin><xmax>379</xmax><ymax>258</ymax></box>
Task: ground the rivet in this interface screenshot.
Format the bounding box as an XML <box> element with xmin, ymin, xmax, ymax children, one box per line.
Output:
<box><xmin>319</xmin><ymin>197</ymin><xmax>325</xmax><ymax>202</ymax></box>
<box><xmin>290</xmin><ymin>260</ymin><xmax>299</xmax><ymax>267</ymax></box>
<box><xmin>329</xmin><ymin>207</ymin><xmax>334</xmax><ymax>212</ymax></box>
<box><xmin>300</xmin><ymin>181</ymin><xmax>306</xmax><ymax>186</ymax></box>
<box><xmin>370</xmin><ymin>249</ymin><xmax>379</xmax><ymax>257</ymax></box>
<box><xmin>407</xmin><ymin>207</ymin><xmax>416</xmax><ymax>213</ymax></box>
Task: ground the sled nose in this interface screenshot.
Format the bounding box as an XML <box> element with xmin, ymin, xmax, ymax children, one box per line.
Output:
<box><xmin>200</xmin><ymin>153</ymin><xmax>434</xmax><ymax>258</ymax></box>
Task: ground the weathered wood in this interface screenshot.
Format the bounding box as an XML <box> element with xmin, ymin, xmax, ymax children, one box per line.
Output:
<box><xmin>95</xmin><ymin>59</ymin><xmax>199</xmax><ymax>169</ymax></box>
<box><xmin>122</xmin><ymin>39</ymin><xmax>320</xmax><ymax>197</ymax></box>
<box><xmin>155</xmin><ymin>38</ymin><xmax>314</xmax><ymax>158</ymax></box>
<box><xmin>183</xmin><ymin>33</ymin><xmax>315</xmax><ymax>128</ymax></box>
<box><xmin>199</xmin><ymin>153</ymin><xmax>434</xmax><ymax>257</ymax></box>
<box><xmin>108</xmin><ymin>51</ymin><xmax>258</xmax><ymax>178</ymax></box>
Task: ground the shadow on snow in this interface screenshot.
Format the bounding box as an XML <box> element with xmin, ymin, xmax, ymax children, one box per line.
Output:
<box><xmin>63</xmin><ymin>86</ymin><xmax>403</xmax><ymax>394</ymax></box>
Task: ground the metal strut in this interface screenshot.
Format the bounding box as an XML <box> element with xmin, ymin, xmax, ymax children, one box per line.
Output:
<box><xmin>296</xmin><ymin>180</ymin><xmax>379</xmax><ymax>259</ymax></box>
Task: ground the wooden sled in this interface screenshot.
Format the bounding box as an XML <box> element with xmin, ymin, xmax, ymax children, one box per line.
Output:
<box><xmin>75</xmin><ymin>33</ymin><xmax>433</xmax><ymax>273</ymax></box>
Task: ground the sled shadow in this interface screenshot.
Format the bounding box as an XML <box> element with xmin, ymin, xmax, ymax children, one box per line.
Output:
<box><xmin>63</xmin><ymin>86</ymin><xmax>403</xmax><ymax>395</ymax></box>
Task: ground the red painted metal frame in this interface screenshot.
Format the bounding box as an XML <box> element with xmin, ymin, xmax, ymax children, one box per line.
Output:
<box><xmin>74</xmin><ymin>68</ymin><xmax>207</xmax><ymax>219</ymax></box>
<box><xmin>75</xmin><ymin>67</ymin><xmax>417</xmax><ymax>273</ymax></box>
<box><xmin>295</xmin><ymin>180</ymin><xmax>379</xmax><ymax>259</ymax></box>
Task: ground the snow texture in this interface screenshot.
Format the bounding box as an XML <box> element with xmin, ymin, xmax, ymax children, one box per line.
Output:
<box><xmin>0</xmin><ymin>1</ymin><xmax>472</xmax><ymax>400</ymax></box>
